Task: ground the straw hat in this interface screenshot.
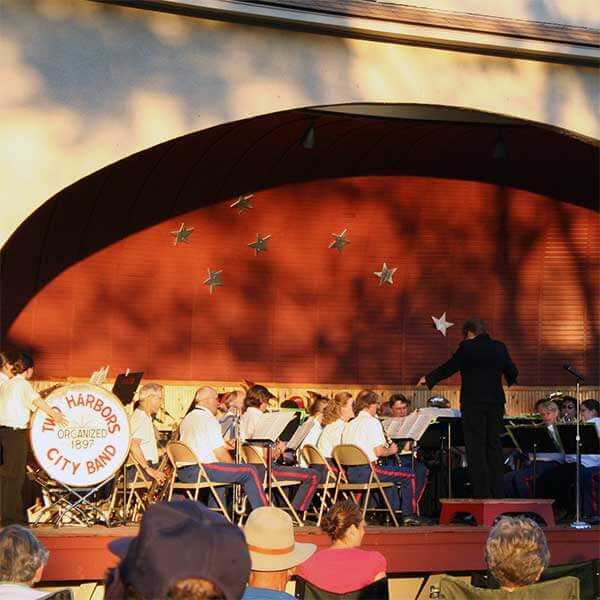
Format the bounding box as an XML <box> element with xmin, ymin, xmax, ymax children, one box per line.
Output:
<box><xmin>244</xmin><ymin>507</ymin><xmax>316</xmax><ymax>571</ymax></box>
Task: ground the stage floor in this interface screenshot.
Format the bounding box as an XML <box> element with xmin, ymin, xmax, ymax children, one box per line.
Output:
<box><xmin>35</xmin><ymin>523</ymin><xmax>600</xmax><ymax>582</ymax></box>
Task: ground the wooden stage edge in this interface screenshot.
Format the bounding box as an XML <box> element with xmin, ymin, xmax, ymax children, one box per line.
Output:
<box><xmin>34</xmin><ymin>523</ymin><xmax>600</xmax><ymax>582</ymax></box>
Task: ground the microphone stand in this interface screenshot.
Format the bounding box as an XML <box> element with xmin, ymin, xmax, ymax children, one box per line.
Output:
<box><xmin>567</xmin><ymin>371</ymin><xmax>590</xmax><ymax>529</ymax></box>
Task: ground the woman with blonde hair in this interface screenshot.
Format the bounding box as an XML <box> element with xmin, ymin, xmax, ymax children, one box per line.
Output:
<box><xmin>317</xmin><ymin>392</ymin><xmax>354</xmax><ymax>461</ymax></box>
<box><xmin>297</xmin><ymin>500</ymin><xmax>386</xmax><ymax>594</ymax></box>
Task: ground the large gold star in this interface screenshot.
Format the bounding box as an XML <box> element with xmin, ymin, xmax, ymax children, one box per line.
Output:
<box><xmin>248</xmin><ymin>233</ymin><xmax>271</xmax><ymax>256</ymax></box>
<box><xmin>230</xmin><ymin>194</ymin><xmax>254</xmax><ymax>214</ymax></box>
<box><xmin>374</xmin><ymin>263</ymin><xmax>397</xmax><ymax>286</ymax></box>
<box><xmin>203</xmin><ymin>268</ymin><xmax>223</xmax><ymax>294</ymax></box>
<box><xmin>170</xmin><ymin>223</ymin><xmax>194</xmax><ymax>245</ymax></box>
<box><xmin>329</xmin><ymin>229</ymin><xmax>351</xmax><ymax>252</ymax></box>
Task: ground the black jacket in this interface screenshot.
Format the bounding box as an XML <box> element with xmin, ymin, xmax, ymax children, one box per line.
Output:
<box><xmin>425</xmin><ymin>333</ymin><xmax>518</xmax><ymax>407</ymax></box>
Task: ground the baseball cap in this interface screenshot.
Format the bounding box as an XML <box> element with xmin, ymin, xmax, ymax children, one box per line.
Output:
<box><xmin>108</xmin><ymin>501</ymin><xmax>250</xmax><ymax>600</ymax></box>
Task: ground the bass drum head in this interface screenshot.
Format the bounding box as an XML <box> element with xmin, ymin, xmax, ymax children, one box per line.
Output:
<box><xmin>30</xmin><ymin>383</ymin><xmax>131</xmax><ymax>488</ymax></box>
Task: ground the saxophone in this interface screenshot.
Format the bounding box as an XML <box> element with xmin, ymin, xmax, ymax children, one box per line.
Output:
<box><xmin>146</xmin><ymin>424</ymin><xmax>180</xmax><ymax>504</ymax></box>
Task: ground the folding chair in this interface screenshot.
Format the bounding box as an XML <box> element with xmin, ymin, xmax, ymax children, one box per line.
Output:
<box><xmin>302</xmin><ymin>444</ymin><xmax>338</xmax><ymax>526</ymax></box>
<box><xmin>332</xmin><ymin>444</ymin><xmax>400</xmax><ymax>527</ymax></box>
<box><xmin>166</xmin><ymin>441</ymin><xmax>233</xmax><ymax>522</ymax></box>
<box><xmin>122</xmin><ymin>456</ymin><xmax>153</xmax><ymax>522</ymax></box>
<box><xmin>241</xmin><ymin>444</ymin><xmax>304</xmax><ymax>526</ymax></box>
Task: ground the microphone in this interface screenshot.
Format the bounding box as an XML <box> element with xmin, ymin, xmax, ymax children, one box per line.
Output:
<box><xmin>563</xmin><ymin>364</ymin><xmax>585</xmax><ymax>381</ymax></box>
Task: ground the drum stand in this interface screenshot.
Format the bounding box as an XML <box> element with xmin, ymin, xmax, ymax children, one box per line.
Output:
<box><xmin>32</xmin><ymin>474</ymin><xmax>116</xmax><ymax>528</ymax></box>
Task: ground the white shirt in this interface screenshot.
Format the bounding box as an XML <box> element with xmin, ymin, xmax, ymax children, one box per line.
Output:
<box><xmin>342</xmin><ymin>411</ymin><xmax>386</xmax><ymax>463</ymax></box>
<box><xmin>318</xmin><ymin>419</ymin><xmax>346</xmax><ymax>459</ymax></box>
<box><xmin>0</xmin><ymin>374</ymin><xmax>38</xmax><ymax>429</ymax></box>
<box><xmin>298</xmin><ymin>419</ymin><xmax>323</xmax><ymax>467</ymax></box>
<box><xmin>241</xmin><ymin>406</ymin><xmax>263</xmax><ymax>442</ymax></box>
<box><xmin>130</xmin><ymin>408</ymin><xmax>159</xmax><ymax>464</ymax></box>
<box><xmin>179</xmin><ymin>407</ymin><xmax>225</xmax><ymax>464</ymax></box>
<box><xmin>565</xmin><ymin>417</ymin><xmax>600</xmax><ymax>468</ymax></box>
<box><xmin>0</xmin><ymin>372</ymin><xmax>9</xmax><ymax>385</ymax></box>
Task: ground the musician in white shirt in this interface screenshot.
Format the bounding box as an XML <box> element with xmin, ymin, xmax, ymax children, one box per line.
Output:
<box><xmin>129</xmin><ymin>383</ymin><xmax>166</xmax><ymax>483</ymax></box>
<box><xmin>178</xmin><ymin>387</ymin><xmax>268</xmax><ymax>510</ymax></box>
<box><xmin>317</xmin><ymin>392</ymin><xmax>354</xmax><ymax>460</ymax></box>
<box><xmin>503</xmin><ymin>400</ymin><xmax>564</xmax><ymax>498</ymax></box>
<box><xmin>241</xmin><ymin>385</ymin><xmax>319</xmax><ymax>512</ymax></box>
<box><xmin>341</xmin><ymin>390</ymin><xmax>422</xmax><ymax>526</ymax></box>
<box><xmin>0</xmin><ymin>353</ymin><xmax>67</xmax><ymax>526</ymax></box>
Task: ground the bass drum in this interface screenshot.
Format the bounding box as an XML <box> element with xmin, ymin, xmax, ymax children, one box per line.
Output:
<box><xmin>30</xmin><ymin>383</ymin><xmax>131</xmax><ymax>488</ymax></box>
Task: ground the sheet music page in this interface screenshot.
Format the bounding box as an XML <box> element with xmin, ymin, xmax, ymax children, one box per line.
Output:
<box><xmin>251</xmin><ymin>411</ymin><xmax>296</xmax><ymax>442</ymax></box>
<box><xmin>286</xmin><ymin>417</ymin><xmax>314</xmax><ymax>450</ymax></box>
<box><xmin>385</xmin><ymin>413</ymin><xmax>419</xmax><ymax>438</ymax></box>
<box><xmin>407</xmin><ymin>412</ymin><xmax>436</xmax><ymax>441</ymax></box>
<box><xmin>419</xmin><ymin>407</ymin><xmax>461</xmax><ymax>418</ymax></box>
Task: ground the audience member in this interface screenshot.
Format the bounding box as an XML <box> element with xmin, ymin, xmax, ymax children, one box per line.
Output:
<box><xmin>243</xmin><ymin>506</ymin><xmax>316</xmax><ymax>599</ymax></box>
<box><xmin>297</xmin><ymin>500</ymin><xmax>386</xmax><ymax>594</ymax></box>
<box><xmin>0</xmin><ymin>525</ymin><xmax>49</xmax><ymax>599</ymax></box>
<box><xmin>484</xmin><ymin>516</ymin><xmax>549</xmax><ymax>591</ymax></box>
<box><xmin>105</xmin><ymin>501</ymin><xmax>250</xmax><ymax>600</ymax></box>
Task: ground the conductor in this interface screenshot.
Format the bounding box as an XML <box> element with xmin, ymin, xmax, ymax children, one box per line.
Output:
<box><xmin>418</xmin><ymin>318</ymin><xmax>518</xmax><ymax>499</ymax></box>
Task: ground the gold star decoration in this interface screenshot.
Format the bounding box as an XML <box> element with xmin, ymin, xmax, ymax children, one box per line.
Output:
<box><xmin>248</xmin><ymin>233</ymin><xmax>271</xmax><ymax>256</ymax></box>
<box><xmin>230</xmin><ymin>194</ymin><xmax>254</xmax><ymax>214</ymax></box>
<box><xmin>329</xmin><ymin>229</ymin><xmax>351</xmax><ymax>252</ymax></box>
<box><xmin>203</xmin><ymin>268</ymin><xmax>223</xmax><ymax>294</ymax></box>
<box><xmin>170</xmin><ymin>223</ymin><xmax>194</xmax><ymax>245</ymax></box>
<box><xmin>374</xmin><ymin>262</ymin><xmax>397</xmax><ymax>286</ymax></box>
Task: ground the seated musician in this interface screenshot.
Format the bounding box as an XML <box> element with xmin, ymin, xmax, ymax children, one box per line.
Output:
<box><xmin>559</xmin><ymin>395</ymin><xmax>577</xmax><ymax>422</ymax></box>
<box><xmin>538</xmin><ymin>399</ymin><xmax>600</xmax><ymax>523</ymax></box>
<box><xmin>297</xmin><ymin>397</ymin><xmax>327</xmax><ymax>467</ymax></box>
<box><xmin>129</xmin><ymin>383</ymin><xmax>167</xmax><ymax>484</ymax></box>
<box><xmin>178</xmin><ymin>387</ymin><xmax>268</xmax><ymax>510</ymax></box>
<box><xmin>219</xmin><ymin>389</ymin><xmax>245</xmax><ymax>442</ymax></box>
<box><xmin>580</xmin><ymin>400</ymin><xmax>600</xmax><ymax>524</ymax></box>
<box><xmin>389</xmin><ymin>394</ymin><xmax>411</xmax><ymax>418</ymax></box>
<box><xmin>242</xmin><ymin>384</ymin><xmax>319</xmax><ymax>515</ymax></box>
<box><xmin>503</xmin><ymin>400</ymin><xmax>564</xmax><ymax>498</ymax></box>
<box><xmin>341</xmin><ymin>390</ymin><xmax>423</xmax><ymax>526</ymax></box>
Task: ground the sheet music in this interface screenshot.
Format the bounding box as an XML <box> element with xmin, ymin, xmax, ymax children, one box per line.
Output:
<box><xmin>89</xmin><ymin>365</ymin><xmax>109</xmax><ymax>385</ymax></box>
<box><xmin>285</xmin><ymin>417</ymin><xmax>314</xmax><ymax>450</ymax></box>
<box><xmin>384</xmin><ymin>407</ymin><xmax>460</xmax><ymax>441</ymax></box>
<box><xmin>249</xmin><ymin>411</ymin><xmax>296</xmax><ymax>443</ymax></box>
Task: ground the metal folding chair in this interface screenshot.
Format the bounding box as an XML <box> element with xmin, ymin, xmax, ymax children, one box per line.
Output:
<box><xmin>332</xmin><ymin>444</ymin><xmax>400</xmax><ymax>527</ymax></box>
<box><xmin>302</xmin><ymin>444</ymin><xmax>337</xmax><ymax>526</ymax></box>
<box><xmin>166</xmin><ymin>441</ymin><xmax>233</xmax><ymax>522</ymax></box>
<box><xmin>241</xmin><ymin>444</ymin><xmax>304</xmax><ymax>526</ymax></box>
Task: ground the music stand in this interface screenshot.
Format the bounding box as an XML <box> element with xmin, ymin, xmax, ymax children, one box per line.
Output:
<box><xmin>555</xmin><ymin>423</ymin><xmax>600</xmax><ymax>455</ymax></box>
<box><xmin>507</xmin><ymin>425</ymin><xmax>561</xmax><ymax>496</ymax></box>
<box><xmin>248</xmin><ymin>412</ymin><xmax>296</xmax><ymax>503</ymax></box>
<box><xmin>112</xmin><ymin>371</ymin><xmax>143</xmax><ymax>405</ymax></box>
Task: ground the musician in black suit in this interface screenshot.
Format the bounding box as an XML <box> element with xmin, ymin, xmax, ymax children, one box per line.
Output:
<box><xmin>418</xmin><ymin>318</ymin><xmax>518</xmax><ymax>499</ymax></box>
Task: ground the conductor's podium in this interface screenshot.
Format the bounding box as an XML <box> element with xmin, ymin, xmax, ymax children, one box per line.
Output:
<box><xmin>439</xmin><ymin>498</ymin><xmax>555</xmax><ymax>526</ymax></box>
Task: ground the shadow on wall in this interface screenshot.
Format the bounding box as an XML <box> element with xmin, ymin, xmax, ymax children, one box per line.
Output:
<box><xmin>5</xmin><ymin>175</ymin><xmax>599</xmax><ymax>387</ymax></box>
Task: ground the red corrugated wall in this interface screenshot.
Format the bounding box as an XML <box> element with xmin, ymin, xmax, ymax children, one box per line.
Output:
<box><xmin>6</xmin><ymin>175</ymin><xmax>599</xmax><ymax>386</ymax></box>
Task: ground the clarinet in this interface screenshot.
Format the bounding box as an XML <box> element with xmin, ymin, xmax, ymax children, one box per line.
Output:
<box><xmin>379</xmin><ymin>419</ymin><xmax>401</xmax><ymax>466</ymax></box>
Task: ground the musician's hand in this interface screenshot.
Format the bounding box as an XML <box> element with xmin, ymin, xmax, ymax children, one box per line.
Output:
<box><xmin>51</xmin><ymin>409</ymin><xmax>68</xmax><ymax>427</ymax></box>
<box><xmin>387</xmin><ymin>442</ymin><xmax>398</xmax><ymax>455</ymax></box>
<box><xmin>148</xmin><ymin>468</ymin><xmax>166</xmax><ymax>483</ymax></box>
<box><xmin>417</xmin><ymin>376</ymin><xmax>427</xmax><ymax>387</ymax></box>
<box><xmin>225</xmin><ymin>439</ymin><xmax>236</xmax><ymax>450</ymax></box>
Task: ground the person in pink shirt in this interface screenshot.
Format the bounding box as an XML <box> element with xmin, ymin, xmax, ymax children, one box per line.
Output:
<box><xmin>297</xmin><ymin>500</ymin><xmax>387</xmax><ymax>594</ymax></box>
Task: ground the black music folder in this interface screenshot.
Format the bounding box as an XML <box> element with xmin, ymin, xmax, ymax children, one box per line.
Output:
<box><xmin>506</xmin><ymin>425</ymin><xmax>560</xmax><ymax>454</ymax></box>
<box><xmin>556</xmin><ymin>423</ymin><xmax>600</xmax><ymax>455</ymax></box>
<box><xmin>112</xmin><ymin>371</ymin><xmax>144</xmax><ymax>405</ymax></box>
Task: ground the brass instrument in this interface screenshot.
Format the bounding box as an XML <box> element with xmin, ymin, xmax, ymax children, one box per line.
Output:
<box><xmin>146</xmin><ymin>425</ymin><xmax>179</xmax><ymax>504</ymax></box>
<box><xmin>232</xmin><ymin>407</ymin><xmax>245</xmax><ymax>516</ymax></box>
